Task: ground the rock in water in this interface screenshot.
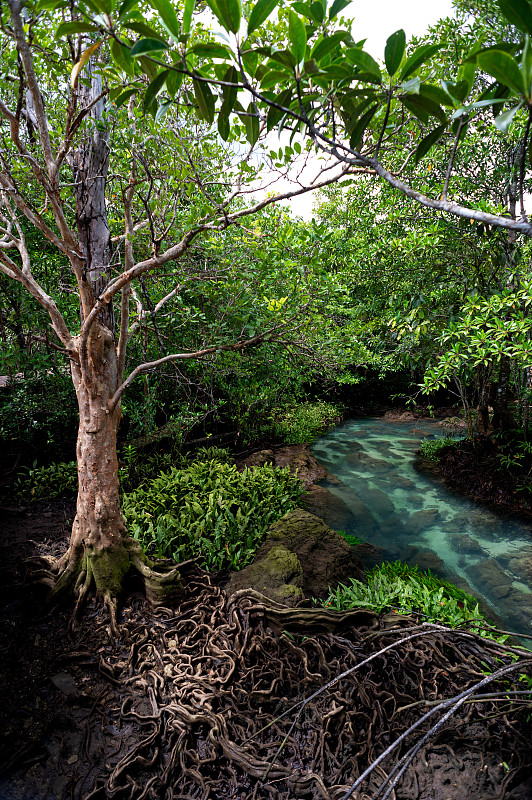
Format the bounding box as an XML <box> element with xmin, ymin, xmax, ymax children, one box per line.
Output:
<box><xmin>225</xmin><ymin>508</ymin><xmax>364</xmax><ymax>605</ymax></box>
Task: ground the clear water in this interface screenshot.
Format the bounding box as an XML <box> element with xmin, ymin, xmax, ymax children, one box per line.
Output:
<box><xmin>312</xmin><ymin>418</ymin><xmax>532</xmax><ymax>636</ymax></box>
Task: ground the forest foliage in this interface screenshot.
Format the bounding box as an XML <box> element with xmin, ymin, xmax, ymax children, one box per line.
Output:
<box><xmin>3</xmin><ymin>0</ymin><xmax>532</xmax><ymax>606</ymax></box>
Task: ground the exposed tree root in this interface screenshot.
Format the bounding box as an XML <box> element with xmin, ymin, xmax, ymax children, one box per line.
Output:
<box><xmin>74</xmin><ymin>574</ymin><xmax>532</xmax><ymax>800</ymax></box>
<box><xmin>31</xmin><ymin>539</ymin><xmax>184</xmax><ymax>633</ymax></box>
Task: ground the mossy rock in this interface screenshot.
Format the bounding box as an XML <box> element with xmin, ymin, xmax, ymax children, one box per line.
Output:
<box><xmin>226</xmin><ymin>545</ymin><xmax>303</xmax><ymax>606</ymax></box>
<box><xmin>226</xmin><ymin>509</ymin><xmax>364</xmax><ymax>605</ymax></box>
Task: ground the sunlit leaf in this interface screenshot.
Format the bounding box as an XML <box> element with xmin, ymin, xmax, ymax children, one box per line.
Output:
<box><xmin>493</xmin><ymin>102</ymin><xmax>523</xmax><ymax>132</ymax></box>
<box><xmin>182</xmin><ymin>0</ymin><xmax>195</xmax><ymax>35</ymax></box>
<box><xmin>310</xmin><ymin>31</ymin><xmax>345</xmax><ymax>61</ymax></box>
<box><xmin>288</xmin><ymin>10</ymin><xmax>307</xmax><ymax>65</ymax></box>
<box><xmin>55</xmin><ymin>21</ymin><xmax>99</xmax><ymax>38</ymax></box>
<box><xmin>148</xmin><ymin>0</ymin><xmax>181</xmax><ymax>42</ymax></box>
<box><xmin>345</xmin><ymin>48</ymin><xmax>382</xmax><ymax>81</ymax></box>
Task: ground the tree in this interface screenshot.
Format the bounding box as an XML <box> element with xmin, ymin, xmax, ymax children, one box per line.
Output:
<box><xmin>0</xmin><ymin>0</ymin><xmax>355</xmax><ymax>625</ymax></box>
<box><xmin>1</xmin><ymin>0</ymin><xmax>531</xmax><ymax>622</ymax></box>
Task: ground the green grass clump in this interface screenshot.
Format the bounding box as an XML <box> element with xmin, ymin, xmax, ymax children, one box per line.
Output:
<box><xmin>320</xmin><ymin>561</ymin><xmax>486</xmax><ymax>630</ymax></box>
<box><xmin>420</xmin><ymin>436</ymin><xmax>459</xmax><ymax>462</ymax></box>
<box><xmin>122</xmin><ymin>460</ymin><xmax>302</xmax><ymax>571</ymax></box>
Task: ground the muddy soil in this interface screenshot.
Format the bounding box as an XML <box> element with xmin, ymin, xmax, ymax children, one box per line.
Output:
<box><xmin>436</xmin><ymin>438</ymin><xmax>532</xmax><ymax>516</ymax></box>
<box><xmin>1</xmin><ymin>502</ymin><xmax>532</xmax><ymax>800</ymax></box>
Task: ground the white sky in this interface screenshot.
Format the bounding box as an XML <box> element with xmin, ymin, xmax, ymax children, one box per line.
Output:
<box><xmin>281</xmin><ymin>0</ymin><xmax>456</xmax><ymax>219</ymax></box>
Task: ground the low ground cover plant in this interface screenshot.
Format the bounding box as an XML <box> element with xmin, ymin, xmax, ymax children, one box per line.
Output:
<box><xmin>11</xmin><ymin>460</ymin><xmax>78</xmax><ymax>500</ymax></box>
<box><xmin>420</xmin><ymin>436</ymin><xmax>460</xmax><ymax>462</ymax></box>
<box><xmin>321</xmin><ymin>561</ymin><xmax>486</xmax><ymax>630</ymax></box>
<box><xmin>270</xmin><ymin>400</ymin><xmax>345</xmax><ymax>444</ymax></box>
<box><xmin>122</xmin><ymin>460</ymin><xmax>302</xmax><ymax>570</ymax></box>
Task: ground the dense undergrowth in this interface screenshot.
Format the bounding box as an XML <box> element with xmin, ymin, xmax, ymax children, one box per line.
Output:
<box><xmin>320</xmin><ymin>561</ymin><xmax>491</xmax><ymax>633</ymax></box>
<box><xmin>122</xmin><ymin>458</ymin><xmax>302</xmax><ymax>571</ymax></box>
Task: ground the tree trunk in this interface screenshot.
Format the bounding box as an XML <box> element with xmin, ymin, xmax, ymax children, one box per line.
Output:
<box><xmin>70</xmin><ymin>324</ymin><xmax>132</xmax><ymax>595</ymax></box>
<box><xmin>47</xmin><ymin>323</ymin><xmax>182</xmax><ymax>628</ymax></box>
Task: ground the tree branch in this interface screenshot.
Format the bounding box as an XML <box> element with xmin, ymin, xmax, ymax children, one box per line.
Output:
<box><xmin>109</xmin><ymin>318</ymin><xmax>300</xmax><ymax>411</ymax></box>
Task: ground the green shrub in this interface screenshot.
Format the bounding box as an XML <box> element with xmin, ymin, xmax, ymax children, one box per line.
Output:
<box><xmin>320</xmin><ymin>561</ymin><xmax>486</xmax><ymax>630</ymax></box>
<box><xmin>12</xmin><ymin>460</ymin><xmax>78</xmax><ymax>500</ymax></box>
<box><xmin>122</xmin><ymin>460</ymin><xmax>303</xmax><ymax>570</ymax></box>
<box><xmin>272</xmin><ymin>401</ymin><xmax>344</xmax><ymax>444</ymax></box>
<box><xmin>0</xmin><ymin>372</ymin><xmax>77</xmax><ymax>462</ymax></box>
<box><xmin>194</xmin><ymin>446</ymin><xmax>232</xmax><ymax>463</ymax></box>
<box><xmin>420</xmin><ymin>436</ymin><xmax>459</xmax><ymax>462</ymax></box>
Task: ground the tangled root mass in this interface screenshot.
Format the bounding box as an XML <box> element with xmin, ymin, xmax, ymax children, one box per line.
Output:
<box><xmin>72</xmin><ymin>572</ymin><xmax>532</xmax><ymax>800</ymax></box>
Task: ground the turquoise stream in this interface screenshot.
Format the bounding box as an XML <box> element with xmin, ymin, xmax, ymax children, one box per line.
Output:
<box><xmin>312</xmin><ymin>417</ymin><xmax>532</xmax><ymax>636</ymax></box>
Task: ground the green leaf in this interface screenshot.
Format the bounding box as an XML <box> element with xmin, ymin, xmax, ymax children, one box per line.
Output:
<box><xmin>148</xmin><ymin>0</ymin><xmax>181</xmax><ymax>42</ymax></box>
<box><xmin>193</xmin><ymin>77</ymin><xmax>215</xmax><ymax>122</ymax></box>
<box><xmin>55</xmin><ymin>21</ymin><xmax>99</xmax><ymax>37</ymax></box>
<box><xmin>143</xmin><ymin>69</ymin><xmax>169</xmax><ymax>113</ymax></box>
<box><xmin>328</xmin><ymin>0</ymin><xmax>350</xmax><ymax>19</ymax></box>
<box><xmin>118</xmin><ymin>0</ymin><xmax>138</xmax><ymax>18</ymax></box>
<box><xmin>349</xmin><ymin>102</ymin><xmax>379</xmax><ymax>150</ymax></box>
<box><xmin>206</xmin><ymin>0</ymin><xmax>242</xmax><ymax>34</ymax></box>
<box><xmin>190</xmin><ymin>42</ymin><xmax>230</xmax><ymax>58</ymax></box>
<box><xmin>110</xmin><ymin>38</ymin><xmax>135</xmax><ymax>75</ymax></box>
<box><xmin>155</xmin><ymin>100</ymin><xmax>172</xmax><ymax>121</ymax></box>
<box><xmin>497</xmin><ymin>0</ymin><xmax>532</xmax><ymax>34</ymax></box>
<box><xmin>247</xmin><ymin>0</ymin><xmax>279</xmax><ymax>36</ymax></box>
<box><xmin>493</xmin><ymin>102</ymin><xmax>523</xmax><ymax>132</ymax></box>
<box><xmin>130</xmin><ymin>38</ymin><xmax>170</xmax><ymax>55</ymax></box>
<box><xmin>125</xmin><ymin>21</ymin><xmax>167</xmax><ymax>39</ymax></box>
<box><xmin>113</xmin><ymin>87</ymin><xmax>138</xmax><ymax>107</ymax></box>
<box><xmin>421</xmin><ymin>83</ymin><xmax>453</xmax><ymax>108</ymax></box>
<box><xmin>260</xmin><ymin>69</ymin><xmax>290</xmax><ymax>88</ymax></box>
<box><xmin>400</xmin><ymin>43</ymin><xmax>442</xmax><ymax>80</ymax></box>
<box><xmin>399</xmin><ymin>76</ymin><xmax>421</xmax><ymax>93</ymax></box>
<box><xmin>138</xmin><ymin>55</ymin><xmax>159</xmax><ymax>80</ymax></box>
<box><xmin>222</xmin><ymin>64</ymin><xmax>238</xmax><ymax>107</ymax></box>
<box><xmin>243</xmin><ymin>101</ymin><xmax>260</xmax><ymax>144</ymax></box>
<box><xmin>310</xmin><ymin>31</ymin><xmax>345</xmax><ymax>62</ymax></box>
<box><xmin>345</xmin><ymin>48</ymin><xmax>382</xmax><ymax>81</ymax></box>
<box><xmin>288</xmin><ymin>10</ymin><xmax>307</xmax><ymax>65</ymax></box>
<box><xmin>166</xmin><ymin>67</ymin><xmax>184</xmax><ymax>96</ymax></box>
<box><xmin>415</xmin><ymin>123</ymin><xmax>447</xmax><ymax>163</ymax></box>
<box><xmin>183</xmin><ymin>0</ymin><xmax>195</xmax><ymax>35</ymax></box>
<box><xmin>477</xmin><ymin>50</ymin><xmax>526</xmax><ymax>96</ymax></box>
<box><xmin>267</xmin><ymin>87</ymin><xmax>292</xmax><ymax>130</ymax></box>
<box><xmin>400</xmin><ymin>93</ymin><xmax>447</xmax><ymax>124</ymax></box>
<box><xmin>384</xmin><ymin>29</ymin><xmax>405</xmax><ymax>77</ymax></box>
<box><xmin>218</xmin><ymin>106</ymin><xmax>231</xmax><ymax>139</ymax></box>
<box><xmin>310</xmin><ymin>1</ymin><xmax>324</xmax><ymax>22</ymax></box>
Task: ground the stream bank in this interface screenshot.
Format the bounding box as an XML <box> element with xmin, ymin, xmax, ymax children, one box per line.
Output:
<box><xmin>1</xmin><ymin>504</ymin><xmax>531</xmax><ymax>800</ymax></box>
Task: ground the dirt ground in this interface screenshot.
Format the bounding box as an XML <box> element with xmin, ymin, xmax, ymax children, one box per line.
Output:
<box><xmin>1</xmin><ymin>501</ymin><xmax>532</xmax><ymax>800</ymax></box>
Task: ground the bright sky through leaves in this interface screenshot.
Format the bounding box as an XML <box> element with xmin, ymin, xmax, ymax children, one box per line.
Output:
<box><xmin>283</xmin><ymin>0</ymin><xmax>457</xmax><ymax>218</ymax></box>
